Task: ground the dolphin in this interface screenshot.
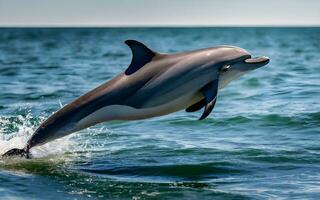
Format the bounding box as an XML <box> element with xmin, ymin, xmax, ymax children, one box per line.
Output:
<box><xmin>2</xmin><ymin>40</ymin><xmax>269</xmax><ymax>158</ymax></box>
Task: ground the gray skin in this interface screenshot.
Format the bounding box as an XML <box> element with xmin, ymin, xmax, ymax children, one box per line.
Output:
<box><xmin>2</xmin><ymin>40</ymin><xmax>269</xmax><ymax>158</ymax></box>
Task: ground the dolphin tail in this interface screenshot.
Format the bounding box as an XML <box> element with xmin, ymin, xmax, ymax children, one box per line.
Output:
<box><xmin>1</xmin><ymin>148</ymin><xmax>31</xmax><ymax>159</ymax></box>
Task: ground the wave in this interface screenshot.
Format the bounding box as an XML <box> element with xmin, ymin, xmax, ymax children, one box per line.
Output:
<box><xmin>1</xmin><ymin>111</ymin><xmax>319</xmax><ymax>158</ymax></box>
<box><xmin>165</xmin><ymin>112</ymin><xmax>320</xmax><ymax>129</ymax></box>
<box><xmin>0</xmin><ymin>157</ymin><xmax>247</xmax><ymax>199</ymax></box>
<box><xmin>81</xmin><ymin>162</ymin><xmax>245</xmax><ymax>180</ymax></box>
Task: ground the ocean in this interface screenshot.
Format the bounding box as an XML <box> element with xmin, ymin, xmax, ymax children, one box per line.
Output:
<box><xmin>0</xmin><ymin>27</ymin><xmax>319</xmax><ymax>199</ymax></box>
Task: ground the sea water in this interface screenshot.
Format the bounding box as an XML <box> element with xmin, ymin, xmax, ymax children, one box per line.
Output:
<box><xmin>0</xmin><ymin>27</ymin><xmax>319</xmax><ymax>199</ymax></box>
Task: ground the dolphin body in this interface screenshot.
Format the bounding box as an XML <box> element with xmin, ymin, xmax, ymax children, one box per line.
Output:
<box><xmin>2</xmin><ymin>40</ymin><xmax>269</xmax><ymax>158</ymax></box>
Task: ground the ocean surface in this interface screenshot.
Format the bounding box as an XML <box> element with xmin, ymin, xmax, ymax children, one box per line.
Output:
<box><xmin>0</xmin><ymin>27</ymin><xmax>319</xmax><ymax>200</ymax></box>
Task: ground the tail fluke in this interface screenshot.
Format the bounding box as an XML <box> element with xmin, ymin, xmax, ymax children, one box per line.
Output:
<box><xmin>1</xmin><ymin>148</ymin><xmax>31</xmax><ymax>159</ymax></box>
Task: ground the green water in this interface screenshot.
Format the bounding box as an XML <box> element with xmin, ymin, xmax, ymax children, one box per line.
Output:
<box><xmin>0</xmin><ymin>28</ymin><xmax>320</xmax><ymax>199</ymax></box>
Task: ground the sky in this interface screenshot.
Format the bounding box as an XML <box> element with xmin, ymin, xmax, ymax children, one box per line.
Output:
<box><xmin>0</xmin><ymin>0</ymin><xmax>319</xmax><ymax>26</ymax></box>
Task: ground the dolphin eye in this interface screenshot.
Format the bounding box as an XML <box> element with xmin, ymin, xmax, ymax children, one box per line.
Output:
<box><xmin>221</xmin><ymin>65</ymin><xmax>230</xmax><ymax>72</ymax></box>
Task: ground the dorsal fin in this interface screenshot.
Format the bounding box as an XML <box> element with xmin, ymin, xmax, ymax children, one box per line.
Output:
<box><xmin>124</xmin><ymin>40</ymin><xmax>156</xmax><ymax>75</ymax></box>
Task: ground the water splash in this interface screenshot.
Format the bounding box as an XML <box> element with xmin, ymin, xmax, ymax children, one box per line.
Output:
<box><xmin>0</xmin><ymin>113</ymin><xmax>77</xmax><ymax>158</ymax></box>
<box><xmin>0</xmin><ymin>111</ymin><xmax>114</xmax><ymax>159</ymax></box>
<box><xmin>0</xmin><ymin>113</ymin><xmax>35</xmax><ymax>154</ymax></box>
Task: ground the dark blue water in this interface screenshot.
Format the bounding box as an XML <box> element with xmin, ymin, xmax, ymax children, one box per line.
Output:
<box><xmin>0</xmin><ymin>28</ymin><xmax>320</xmax><ymax>199</ymax></box>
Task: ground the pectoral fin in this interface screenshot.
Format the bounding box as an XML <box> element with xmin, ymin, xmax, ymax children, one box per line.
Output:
<box><xmin>199</xmin><ymin>79</ymin><xmax>219</xmax><ymax>120</ymax></box>
<box><xmin>186</xmin><ymin>99</ymin><xmax>206</xmax><ymax>112</ymax></box>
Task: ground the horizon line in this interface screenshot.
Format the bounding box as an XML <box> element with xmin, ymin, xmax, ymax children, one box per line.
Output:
<box><xmin>1</xmin><ymin>24</ymin><xmax>320</xmax><ymax>28</ymax></box>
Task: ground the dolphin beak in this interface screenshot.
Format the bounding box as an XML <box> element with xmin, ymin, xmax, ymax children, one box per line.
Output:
<box><xmin>244</xmin><ymin>56</ymin><xmax>270</xmax><ymax>69</ymax></box>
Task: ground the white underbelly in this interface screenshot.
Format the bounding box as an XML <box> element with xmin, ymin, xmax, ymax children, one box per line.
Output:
<box><xmin>75</xmin><ymin>91</ymin><xmax>203</xmax><ymax>130</ymax></box>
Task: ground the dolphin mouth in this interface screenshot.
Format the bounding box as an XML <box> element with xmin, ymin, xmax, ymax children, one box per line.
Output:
<box><xmin>244</xmin><ymin>56</ymin><xmax>270</xmax><ymax>65</ymax></box>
